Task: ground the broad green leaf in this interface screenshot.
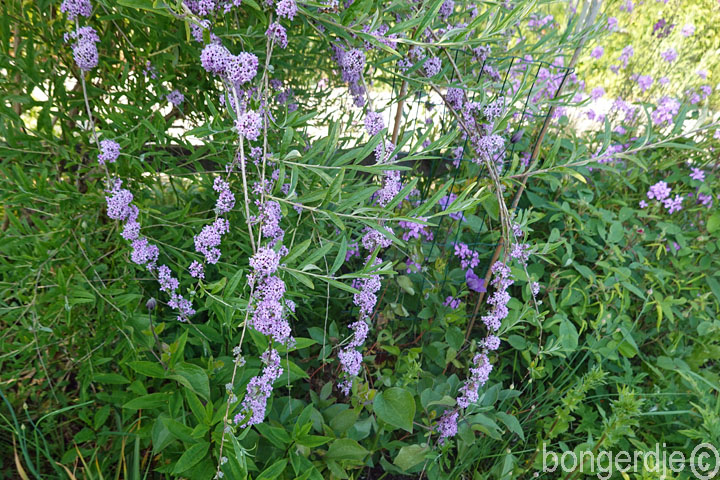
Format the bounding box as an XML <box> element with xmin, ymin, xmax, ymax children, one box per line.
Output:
<box><xmin>172</xmin><ymin>442</ymin><xmax>209</xmax><ymax>474</ymax></box>
<box><xmin>373</xmin><ymin>387</ymin><xmax>415</xmax><ymax>432</ymax></box>
<box><xmin>257</xmin><ymin>459</ymin><xmax>287</xmax><ymax>480</ymax></box>
<box><xmin>394</xmin><ymin>444</ymin><xmax>429</xmax><ymax>471</ymax></box>
<box><xmin>128</xmin><ymin>361</ymin><xmax>165</xmax><ymax>379</ymax></box>
<box><xmin>325</xmin><ymin>438</ymin><xmax>368</xmax><ymax>462</ymax></box>
<box><xmin>496</xmin><ymin>412</ymin><xmax>524</xmax><ymax>441</ymax></box>
<box><xmin>167</xmin><ymin>363</ymin><xmax>210</xmax><ymax>400</ymax></box>
<box><xmin>123</xmin><ymin>393</ymin><xmax>171</xmax><ymax>410</ymax></box>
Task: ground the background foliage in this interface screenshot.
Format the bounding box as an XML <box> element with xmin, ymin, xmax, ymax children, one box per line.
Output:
<box><xmin>2</xmin><ymin>0</ymin><xmax>719</xmax><ymax>479</ymax></box>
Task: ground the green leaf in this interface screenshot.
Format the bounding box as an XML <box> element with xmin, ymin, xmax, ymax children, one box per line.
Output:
<box><xmin>397</xmin><ymin>276</ymin><xmax>415</xmax><ymax>295</ymax></box>
<box><xmin>168</xmin><ymin>363</ymin><xmax>210</xmax><ymax>400</ymax></box>
<box><xmin>558</xmin><ymin>319</ymin><xmax>578</xmax><ymax>352</ymax></box>
<box><xmin>325</xmin><ymin>438</ymin><xmax>368</xmax><ymax>462</ymax></box>
<box><xmin>116</xmin><ymin>0</ymin><xmax>154</xmax><ymax>10</ymax></box>
<box><xmin>445</xmin><ymin>326</ymin><xmax>464</xmax><ymax>351</ymax></box>
<box><xmin>172</xmin><ymin>442</ymin><xmax>209</xmax><ymax>474</ymax></box>
<box><xmin>256</xmin><ymin>423</ymin><xmax>292</xmax><ymax>449</ymax></box>
<box><xmin>413</xmin><ymin>0</ymin><xmax>445</xmax><ymax>40</ymax></box>
<box><xmin>373</xmin><ymin>387</ymin><xmax>415</xmax><ymax>432</ymax></box>
<box><xmin>496</xmin><ymin>412</ymin><xmax>524</xmax><ymax>441</ymax></box>
<box><xmin>123</xmin><ymin>393</ymin><xmax>171</xmax><ymax>410</ymax></box>
<box><xmin>296</xmin><ymin>434</ymin><xmax>332</xmax><ymax>448</ymax></box>
<box><xmin>394</xmin><ymin>444</ymin><xmax>429</xmax><ymax>471</ymax></box>
<box><xmin>708</xmin><ymin>214</ymin><xmax>720</xmax><ymax>234</ymax></box>
<box><xmin>330</xmin><ymin>236</ymin><xmax>348</xmax><ymax>275</ymax></box>
<box><xmin>93</xmin><ymin>373</ymin><xmax>130</xmax><ymax>384</ymax></box>
<box><xmin>286</xmin><ymin>268</ymin><xmax>314</xmax><ymax>289</ymax></box>
<box><xmin>161</xmin><ymin>417</ymin><xmax>197</xmax><ymax>443</ymax></box>
<box><xmin>257</xmin><ymin>459</ymin><xmax>287</xmax><ymax>480</ymax></box>
<box><xmin>285</xmin><ymin>239</ymin><xmax>312</xmax><ymax>266</ymax></box>
<box><xmin>707</xmin><ymin>276</ymin><xmax>720</xmax><ymax>304</ymax></box>
<box><xmin>128</xmin><ymin>361</ymin><xmax>165</xmax><ymax>378</ymax></box>
<box><xmin>607</xmin><ymin>221</ymin><xmax>624</xmax><ymax>244</ymax></box>
<box><xmin>185</xmin><ymin>390</ymin><xmax>208</xmax><ymax>425</ymax></box>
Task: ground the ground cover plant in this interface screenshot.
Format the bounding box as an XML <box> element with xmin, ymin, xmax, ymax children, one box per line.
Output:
<box><xmin>1</xmin><ymin>0</ymin><xmax>720</xmax><ymax>479</ymax></box>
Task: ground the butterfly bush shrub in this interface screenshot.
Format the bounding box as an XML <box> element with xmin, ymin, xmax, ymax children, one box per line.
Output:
<box><xmin>2</xmin><ymin>0</ymin><xmax>719</xmax><ymax>478</ymax></box>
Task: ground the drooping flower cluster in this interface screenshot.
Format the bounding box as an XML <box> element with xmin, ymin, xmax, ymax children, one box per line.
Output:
<box><xmin>247</xmin><ymin>245</ymin><xmax>293</xmax><ymax>345</ymax></box>
<box><xmin>339</xmin><ymin>255</ymin><xmax>383</xmax><ymax>394</ymax></box>
<box><xmin>443</xmin><ymin>296</ymin><xmax>461</xmax><ymax>309</ymax></box>
<box><xmin>254</xmin><ymin>200</ymin><xmax>284</xmax><ymax>246</ymax></box>
<box><xmin>405</xmin><ymin>258</ymin><xmax>421</xmax><ymax>274</ymax></box>
<box><xmin>331</xmin><ymin>43</ymin><xmax>368</xmax><ymax>107</ymax></box>
<box><xmin>527</xmin><ymin>13</ymin><xmax>554</xmax><ymax>30</ymax></box>
<box><xmin>194</xmin><ymin>218</ymin><xmax>230</xmax><ymax>265</ymax></box>
<box><xmin>454</xmin><ymin>242</ymin><xmax>479</xmax><ymax>270</ymax></box>
<box><xmin>651</xmin><ymin>96</ymin><xmax>680</xmax><ymax>126</ymax></box>
<box><xmin>398</xmin><ymin>218</ymin><xmax>433</xmax><ymax>242</ymax></box>
<box><xmin>104</xmin><ymin>176</ymin><xmax>194</xmax><ymax>321</ymax></box>
<box><xmin>275</xmin><ymin>0</ymin><xmax>298</xmax><ymax>20</ymax></box>
<box><xmin>436</xmin><ymin>261</ymin><xmax>513</xmax><ymax>442</ymax></box>
<box><xmin>690</xmin><ymin>167</ymin><xmax>705</xmax><ymax>182</ymax></box>
<box><xmin>653</xmin><ymin>18</ymin><xmax>675</xmax><ymax>38</ymax></box>
<box><xmin>227</xmin><ymin>52</ymin><xmax>259</xmax><ymax>86</ymax></box>
<box><xmin>98</xmin><ymin>139</ymin><xmax>120</xmax><ymax>165</ymax></box>
<box><xmin>446</xmin><ymin>87</ymin><xmax>464</xmax><ymax>110</ymax></box>
<box><xmin>337</xmin><ymin>320</ymin><xmax>370</xmax><ymax>394</ymax></box>
<box><xmin>361</xmin><ymin>226</ymin><xmax>393</xmax><ymax>251</ymax></box>
<box><xmin>60</xmin><ymin>0</ymin><xmax>92</xmax><ymax>19</ymax></box>
<box><xmin>640</xmin><ymin>174</ymin><xmax>696</xmax><ymax>214</ymax></box>
<box><xmin>647</xmin><ymin>181</ymin><xmax>671</xmax><ymax>201</ymax></box>
<box><xmin>618</xmin><ymin>45</ymin><xmax>634</xmax><ymax>68</ymax></box>
<box><xmin>189</xmin><ymin>260</ymin><xmax>205</xmax><ymax>279</ymax></box>
<box><xmin>481</xmin><ymin>262</ymin><xmax>514</xmax><ymax>332</ymax></box>
<box><xmin>436</xmin><ymin>410</ymin><xmax>459</xmax><ymax>443</ymax></box>
<box><xmin>364</xmin><ymin>111</ymin><xmax>385</xmax><ymax>136</ymax></box>
<box><xmin>590</xmin><ymin>87</ymin><xmax>605</xmax><ymax>101</ymax></box>
<box><xmin>637</xmin><ymin>75</ymin><xmax>653</xmax><ymax>92</ymax></box>
<box><xmin>65</xmin><ymin>25</ymin><xmax>100</xmax><ymax>72</ymax></box>
<box><xmin>373</xmin><ymin>143</ymin><xmax>403</xmax><ymax>207</ymax></box>
<box><xmin>184</xmin><ymin>0</ymin><xmax>244</xmax><ymax>16</ymax></box>
<box><xmin>266</xmin><ymin>22</ymin><xmax>288</xmax><ymax>49</ymax></box>
<box><xmin>424</xmin><ymin>56</ymin><xmax>442</xmax><ymax>77</ymax></box>
<box><xmin>456</xmin><ymin>353</ymin><xmax>493</xmax><ymax>408</ymax></box>
<box><xmin>660</xmin><ymin>48</ymin><xmax>677</xmax><ymax>63</ymax></box>
<box><xmin>234</xmin><ymin>348</ymin><xmax>283</xmax><ymax>427</ymax></box>
<box><xmin>663</xmin><ymin>195</ymin><xmax>683</xmax><ymax>214</ymax></box>
<box><xmin>167</xmin><ymin>89</ymin><xmax>184</xmax><ymax>106</ymax></box>
<box><xmin>510</xmin><ymin>242</ymin><xmax>531</xmax><ymax>265</ymax></box>
<box><xmin>235</xmin><ymin>110</ymin><xmax>262</xmax><ymax>141</ymax></box>
<box><xmin>465</xmin><ymin>269</ymin><xmax>486</xmax><ymax>293</ymax></box>
<box><xmin>190</xmin><ymin>19</ymin><xmax>218</xmax><ymax>44</ymax></box>
<box><xmin>339</xmin><ymin>138</ymin><xmax>401</xmax><ymax>392</ymax></box>
<box><xmin>455</xmin><ymin>96</ymin><xmax>508</xmax><ymax>168</ymax></box>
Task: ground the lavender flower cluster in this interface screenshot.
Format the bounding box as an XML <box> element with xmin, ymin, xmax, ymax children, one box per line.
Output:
<box><xmin>436</xmin><ymin>261</ymin><xmax>513</xmax><ymax>443</ymax></box>
<box><xmin>105</xmin><ymin>175</ymin><xmax>196</xmax><ymax>321</ymax></box>
<box><xmin>234</xmin><ymin>348</ymin><xmax>283</xmax><ymax>426</ymax></box>
<box><xmin>339</xmin><ymin>256</ymin><xmax>382</xmax><ymax>395</ymax></box>
<box><xmin>337</xmin><ymin>127</ymin><xmax>405</xmax><ymax>393</ymax></box>
<box><xmin>65</xmin><ymin>25</ymin><xmax>100</xmax><ymax>72</ymax></box>
<box><xmin>641</xmin><ymin>170</ymin><xmax>714</xmax><ymax>213</ymax></box>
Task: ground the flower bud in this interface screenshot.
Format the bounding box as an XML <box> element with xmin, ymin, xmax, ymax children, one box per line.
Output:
<box><xmin>510</xmin><ymin>129</ymin><xmax>524</xmax><ymax>144</ymax></box>
<box><xmin>146</xmin><ymin>297</ymin><xmax>157</xmax><ymax>311</ymax></box>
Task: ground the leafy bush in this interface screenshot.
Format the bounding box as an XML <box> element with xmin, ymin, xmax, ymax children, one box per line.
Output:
<box><xmin>1</xmin><ymin>0</ymin><xmax>719</xmax><ymax>479</ymax></box>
